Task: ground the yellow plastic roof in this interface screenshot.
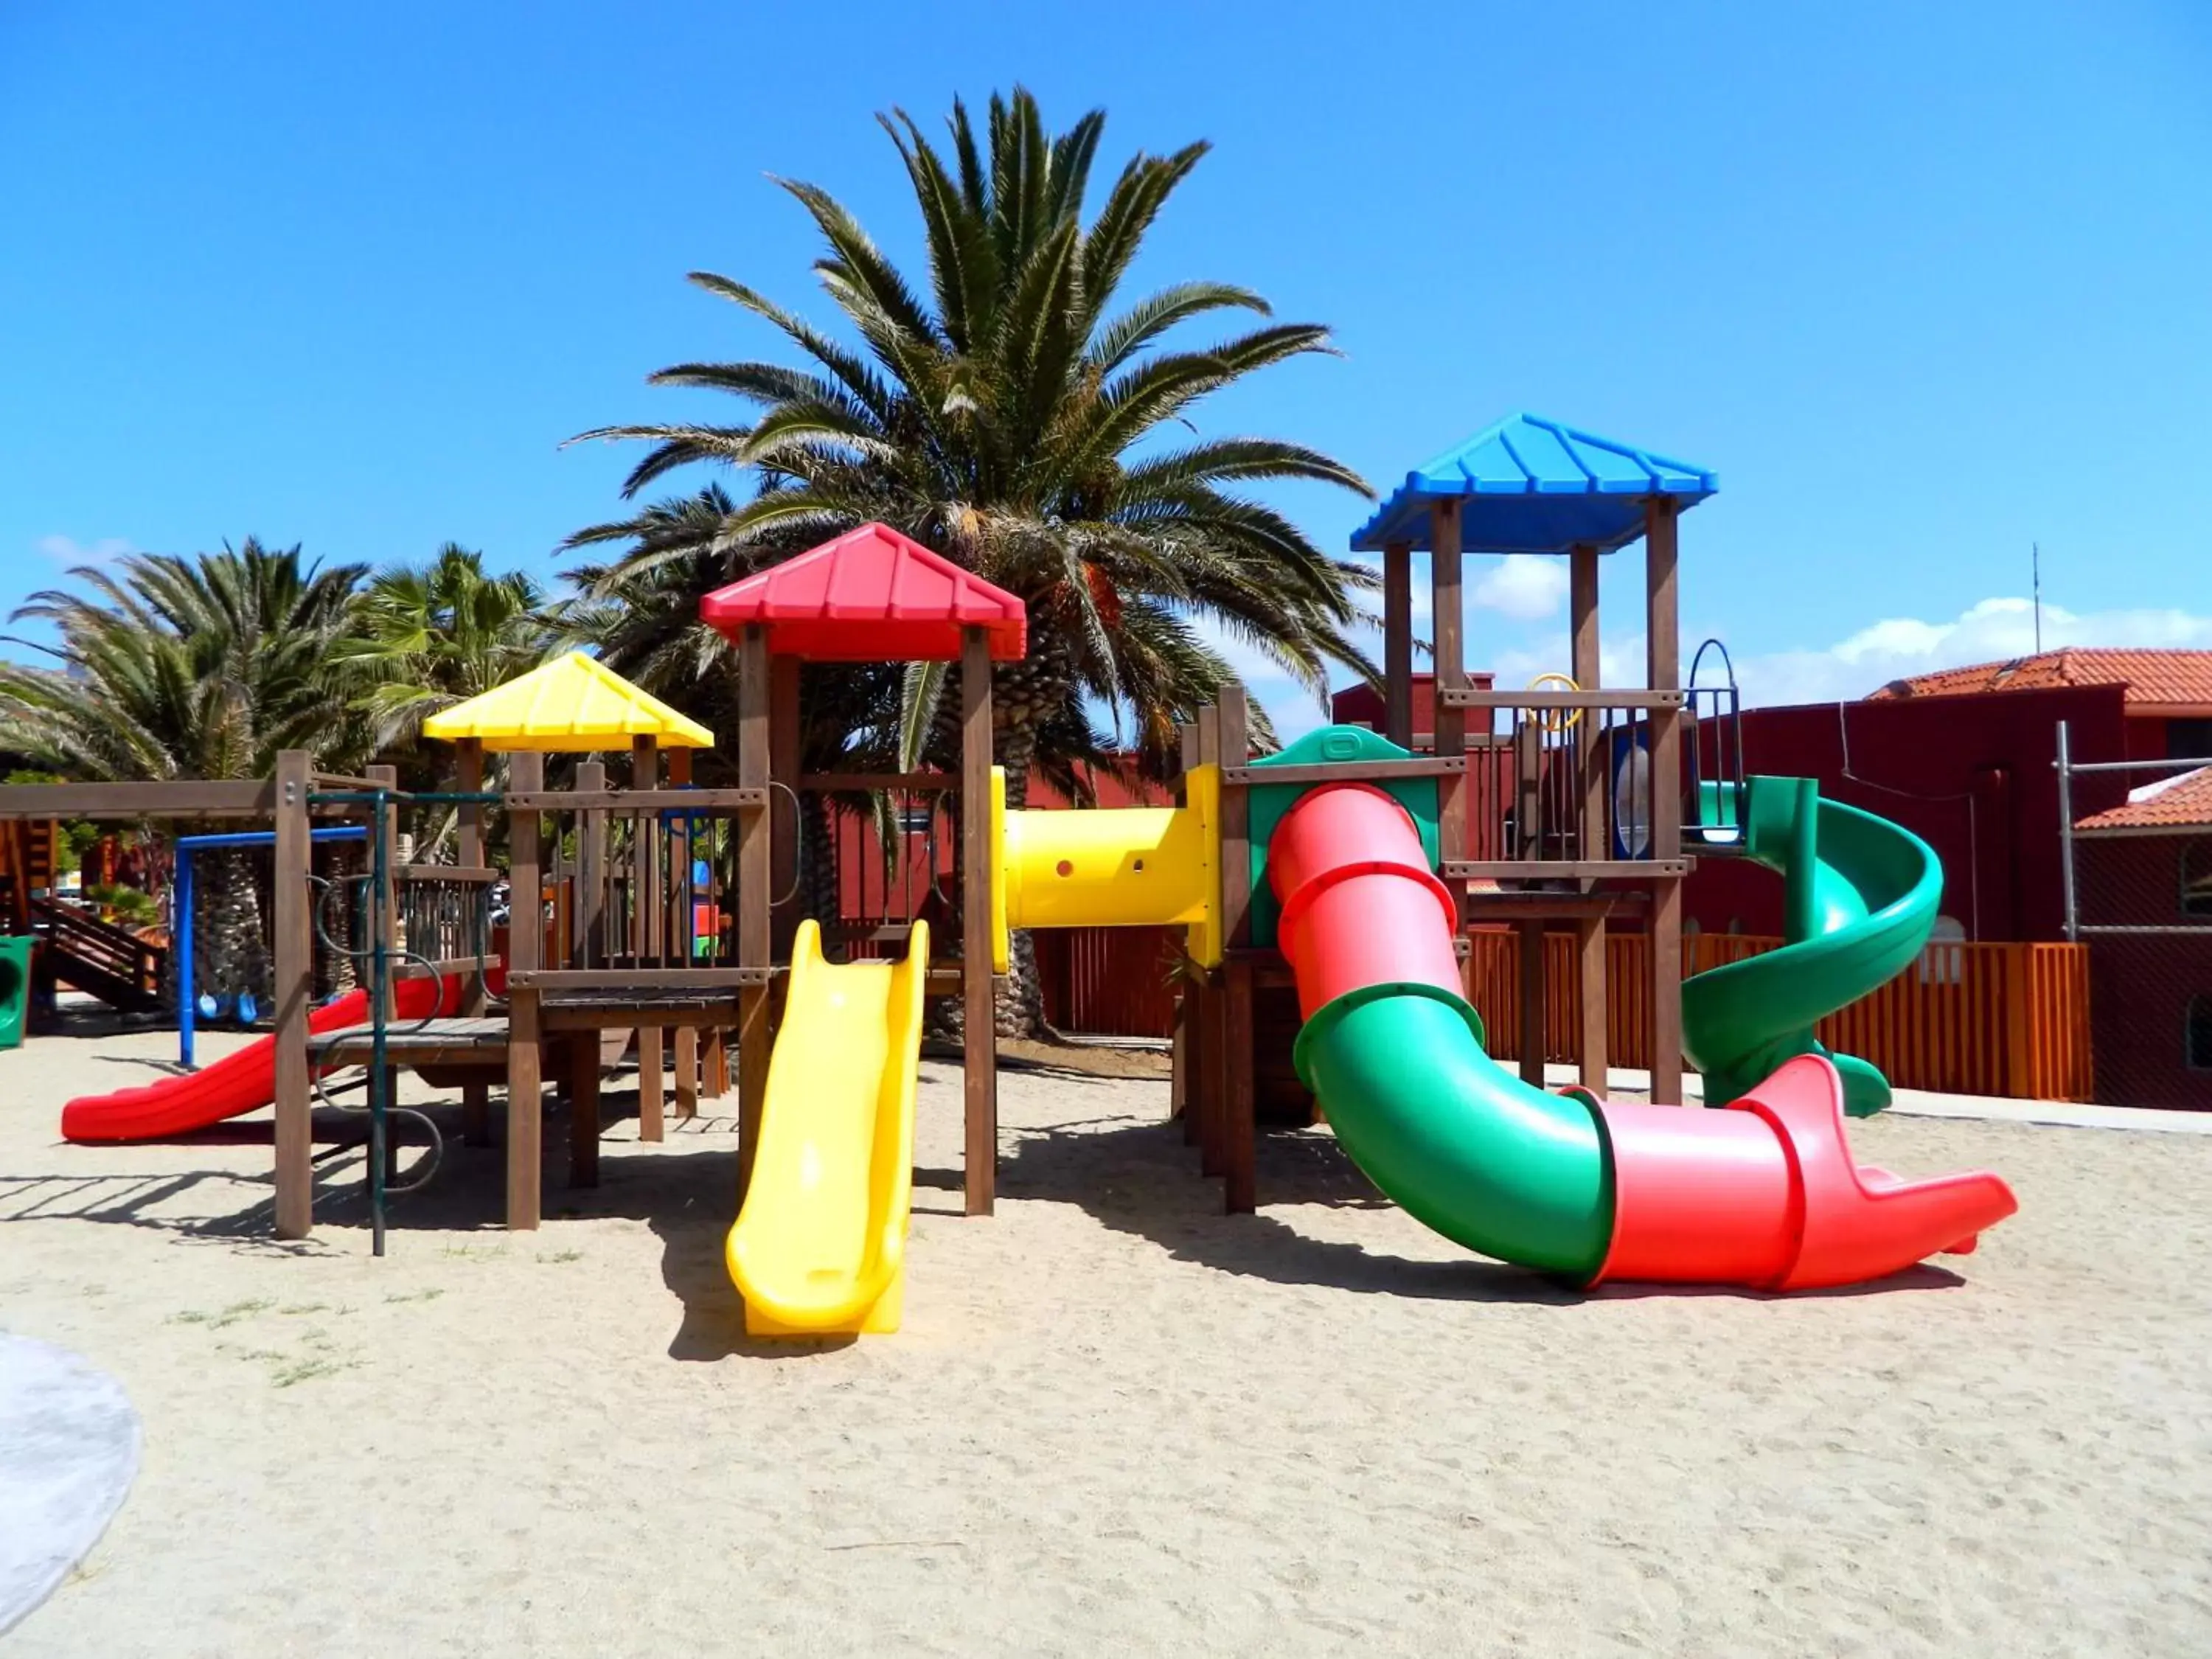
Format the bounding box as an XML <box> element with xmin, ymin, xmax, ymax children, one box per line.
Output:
<box><xmin>421</xmin><ymin>653</ymin><xmax>714</xmax><ymax>751</ymax></box>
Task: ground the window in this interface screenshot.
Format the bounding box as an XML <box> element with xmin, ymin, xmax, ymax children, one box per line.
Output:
<box><xmin>2183</xmin><ymin>840</ymin><xmax>2212</xmax><ymax>919</ymax></box>
<box><xmin>2190</xmin><ymin>996</ymin><xmax>2212</xmax><ymax>1072</ymax></box>
<box><xmin>2169</xmin><ymin>717</ymin><xmax>2212</xmax><ymax>761</ymax></box>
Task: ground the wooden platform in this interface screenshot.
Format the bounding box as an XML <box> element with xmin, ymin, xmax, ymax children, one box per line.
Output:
<box><xmin>309</xmin><ymin>1017</ymin><xmax>509</xmax><ymax>1067</ymax></box>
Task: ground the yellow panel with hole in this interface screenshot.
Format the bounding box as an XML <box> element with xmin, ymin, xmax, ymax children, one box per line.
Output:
<box><xmin>990</xmin><ymin>763</ymin><xmax>1220</xmax><ymax>972</ymax></box>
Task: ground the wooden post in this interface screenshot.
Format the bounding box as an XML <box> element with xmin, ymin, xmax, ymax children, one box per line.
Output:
<box><xmin>1576</xmin><ymin>916</ymin><xmax>1609</xmax><ymax>1091</ymax></box>
<box><xmin>667</xmin><ymin>745</ymin><xmax>700</xmax><ymax>1119</ymax></box>
<box><xmin>1172</xmin><ymin>718</ymin><xmax>1200</xmax><ymax>1137</ymax></box>
<box><xmin>631</xmin><ymin>735</ymin><xmax>664</xmax><ymax>1144</ymax></box>
<box><xmin>735</xmin><ymin>627</ymin><xmax>772</xmax><ymax>1194</ymax></box>
<box><xmin>1570</xmin><ymin>544</ymin><xmax>1609</xmax><ymax>1091</ymax></box>
<box><xmin>366</xmin><ymin>763</ymin><xmax>401</xmax><ymax>1183</ymax></box>
<box><xmin>1383</xmin><ymin>540</ymin><xmax>1413</xmax><ymax>749</ymax></box>
<box><xmin>1517</xmin><ymin>921</ymin><xmax>1547</xmax><ymax>1087</ymax></box>
<box><xmin>505</xmin><ymin>750</ymin><xmax>544</xmax><ymax>1229</ymax></box>
<box><xmin>574</xmin><ymin>760</ymin><xmax>607</xmax><ymax>967</ymax></box>
<box><xmin>961</xmin><ymin>626</ymin><xmax>998</xmax><ymax>1216</ymax></box>
<box><xmin>1191</xmin><ymin>706</ymin><xmax>1223</xmax><ymax>1172</ymax></box>
<box><xmin>768</xmin><ymin>653</ymin><xmax>802</xmax><ymax>968</ymax></box>
<box><xmin>271</xmin><ymin>749</ymin><xmax>314</xmax><ymax>1239</ymax></box>
<box><xmin>454</xmin><ymin>738</ymin><xmax>492</xmax><ymax>1147</ymax></box>
<box><xmin>1429</xmin><ymin>501</ymin><xmax>1467</xmax><ymax>933</ymax></box>
<box><xmin>1645</xmin><ymin>498</ymin><xmax>1686</xmax><ymax>1106</ymax></box>
<box><xmin>1216</xmin><ymin>685</ymin><xmax>1256</xmax><ymax>1213</ymax></box>
<box><xmin>568</xmin><ymin>1032</ymin><xmax>600</xmax><ymax>1189</ymax></box>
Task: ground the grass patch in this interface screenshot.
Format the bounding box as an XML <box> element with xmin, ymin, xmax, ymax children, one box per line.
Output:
<box><xmin>278</xmin><ymin>1301</ymin><xmax>330</xmax><ymax>1317</ymax></box>
<box><xmin>271</xmin><ymin>1355</ymin><xmax>358</xmax><ymax>1388</ymax></box>
<box><xmin>173</xmin><ymin>1297</ymin><xmax>275</xmax><ymax>1330</ymax></box>
<box><xmin>383</xmin><ymin>1287</ymin><xmax>445</xmax><ymax>1305</ymax></box>
<box><xmin>540</xmin><ymin>1249</ymin><xmax>584</xmax><ymax>1265</ymax></box>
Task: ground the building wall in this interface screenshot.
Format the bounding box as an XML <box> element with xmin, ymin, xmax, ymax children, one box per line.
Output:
<box><xmin>1683</xmin><ymin>684</ymin><xmax>2131</xmax><ymax>942</ymax></box>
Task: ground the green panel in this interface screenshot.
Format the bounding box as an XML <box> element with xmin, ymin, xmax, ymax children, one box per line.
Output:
<box><xmin>0</xmin><ymin>933</ymin><xmax>32</xmax><ymax>1049</ymax></box>
<box><xmin>1245</xmin><ymin>726</ymin><xmax>1440</xmax><ymax>948</ymax></box>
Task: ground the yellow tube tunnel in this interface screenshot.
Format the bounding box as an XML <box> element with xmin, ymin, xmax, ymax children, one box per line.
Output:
<box><xmin>989</xmin><ymin>764</ymin><xmax>1221</xmax><ymax>974</ymax></box>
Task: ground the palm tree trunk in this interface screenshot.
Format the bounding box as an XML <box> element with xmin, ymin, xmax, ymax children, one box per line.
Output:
<box><xmin>198</xmin><ymin>846</ymin><xmax>272</xmax><ymax>1011</ymax></box>
<box><xmin>991</xmin><ymin>705</ymin><xmax>1053</xmax><ymax>1040</ymax></box>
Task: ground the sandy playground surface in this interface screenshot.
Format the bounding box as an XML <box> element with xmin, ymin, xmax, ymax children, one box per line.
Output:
<box><xmin>2</xmin><ymin>1022</ymin><xmax>2210</xmax><ymax>1658</ymax></box>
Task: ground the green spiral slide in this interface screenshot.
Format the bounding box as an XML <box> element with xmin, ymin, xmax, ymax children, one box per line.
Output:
<box><xmin>1683</xmin><ymin>776</ymin><xmax>1944</xmax><ymax>1117</ymax></box>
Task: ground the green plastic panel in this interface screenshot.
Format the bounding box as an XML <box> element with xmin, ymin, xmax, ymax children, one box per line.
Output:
<box><xmin>1245</xmin><ymin>726</ymin><xmax>1440</xmax><ymax>948</ymax></box>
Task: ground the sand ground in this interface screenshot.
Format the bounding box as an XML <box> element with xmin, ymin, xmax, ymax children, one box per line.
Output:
<box><xmin>3</xmin><ymin>1023</ymin><xmax>2210</xmax><ymax>1658</ymax></box>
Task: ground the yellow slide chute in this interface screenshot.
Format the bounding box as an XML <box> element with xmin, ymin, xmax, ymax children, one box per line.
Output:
<box><xmin>726</xmin><ymin>919</ymin><xmax>928</xmax><ymax>1338</ymax></box>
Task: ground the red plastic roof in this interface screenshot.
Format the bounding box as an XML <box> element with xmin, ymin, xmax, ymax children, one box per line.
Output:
<box><xmin>2074</xmin><ymin>766</ymin><xmax>2212</xmax><ymax>832</ymax></box>
<box><xmin>698</xmin><ymin>523</ymin><xmax>1027</xmax><ymax>663</ymax></box>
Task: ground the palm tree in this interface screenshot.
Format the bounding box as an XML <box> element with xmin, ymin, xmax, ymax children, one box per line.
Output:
<box><xmin>337</xmin><ymin>544</ymin><xmax>549</xmax><ymax>753</ymax></box>
<box><xmin>0</xmin><ymin>539</ymin><xmax>370</xmax><ymax>1006</ymax></box>
<box><xmin>570</xmin><ymin>89</ymin><xmax>1376</xmax><ymax>1028</ymax></box>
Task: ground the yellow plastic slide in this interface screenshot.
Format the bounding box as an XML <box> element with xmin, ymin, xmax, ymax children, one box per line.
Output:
<box><xmin>725</xmin><ymin>919</ymin><xmax>928</xmax><ymax>1337</ymax></box>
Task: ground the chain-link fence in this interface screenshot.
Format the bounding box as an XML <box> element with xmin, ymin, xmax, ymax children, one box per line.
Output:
<box><xmin>2058</xmin><ymin>725</ymin><xmax>2212</xmax><ymax>1110</ymax></box>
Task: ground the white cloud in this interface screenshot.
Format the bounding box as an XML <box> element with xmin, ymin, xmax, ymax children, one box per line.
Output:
<box><xmin>38</xmin><ymin>534</ymin><xmax>133</xmax><ymax>566</ymax></box>
<box><xmin>1730</xmin><ymin>597</ymin><xmax>2212</xmax><ymax>707</ymax></box>
<box><xmin>1469</xmin><ymin>555</ymin><xmax>1568</xmax><ymax>621</ymax></box>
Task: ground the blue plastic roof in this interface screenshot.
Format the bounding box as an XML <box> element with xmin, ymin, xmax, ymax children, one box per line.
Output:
<box><xmin>1350</xmin><ymin>414</ymin><xmax>1717</xmax><ymax>554</ymax></box>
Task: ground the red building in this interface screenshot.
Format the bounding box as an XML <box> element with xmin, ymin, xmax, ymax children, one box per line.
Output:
<box><xmin>2070</xmin><ymin>766</ymin><xmax>2212</xmax><ymax>1107</ymax></box>
<box><xmin>1868</xmin><ymin>647</ymin><xmax>2212</xmax><ymax>762</ymax></box>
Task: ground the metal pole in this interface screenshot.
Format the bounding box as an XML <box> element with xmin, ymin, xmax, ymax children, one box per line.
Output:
<box><xmin>368</xmin><ymin>790</ymin><xmax>389</xmax><ymax>1256</ymax></box>
<box><xmin>176</xmin><ymin>847</ymin><xmax>195</xmax><ymax>1068</ymax></box>
<box><xmin>2056</xmin><ymin>719</ymin><xmax>2078</xmax><ymax>943</ymax></box>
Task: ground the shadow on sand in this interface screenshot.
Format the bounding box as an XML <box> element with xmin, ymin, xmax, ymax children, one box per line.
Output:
<box><xmin>17</xmin><ymin>1073</ymin><xmax>1965</xmax><ymax>1359</ymax></box>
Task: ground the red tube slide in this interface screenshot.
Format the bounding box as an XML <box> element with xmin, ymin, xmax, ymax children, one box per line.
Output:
<box><xmin>60</xmin><ymin>971</ymin><xmax>474</xmax><ymax>1143</ymax></box>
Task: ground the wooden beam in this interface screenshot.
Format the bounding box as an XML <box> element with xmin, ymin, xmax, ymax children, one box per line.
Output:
<box><xmin>1436</xmin><ymin>688</ymin><xmax>1686</xmax><ymax>711</ymax></box>
<box><xmin>1572</xmin><ymin>543</ymin><xmax>1607</xmax><ymax>872</ymax></box>
<box><xmin>500</xmin><ymin>789</ymin><xmax>765</xmax><ymax>812</ymax></box>
<box><xmin>961</xmin><ymin>626</ymin><xmax>998</xmax><ymax>1217</ymax></box>
<box><xmin>506</xmin><ymin>967</ymin><xmax>769</xmax><ymax>990</ymax></box>
<box><xmin>1446</xmin><ymin>859</ymin><xmax>1690</xmax><ymax>880</ymax></box>
<box><xmin>504</xmin><ymin>750</ymin><xmax>545</xmax><ymax>1230</ymax></box>
<box><xmin>1382</xmin><ymin>540</ymin><xmax>1413</xmax><ymax>748</ymax></box>
<box><xmin>1217</xmin><ymin>756</ymin><xmax>1464</xmax><ymax>787</ymax></box>
<box><xmin>1651</xmin><ymin>877</ymin><xmax>1686</xmax><ymax>1107</ymax></box>
<box><xmin>0</xmin><ymin>779</ymin><xmax>274</xmax><ymax>820</ymax></box>
<box><xmin>735</xmin><ymin>626</ymin><xmax>772</xmax><ymax>1195</ymax></box>
<box><xmin>796</xmin><ymin>771</ymin><xmax>956</xmax><ymax>794</ymax></box>
<box><xmin>1429</xmin><ymin>500</ymin><xmax>1466</xmax><ymax>930</ymax></box>
<box><xmin>271</xmin><ymin>751</ymin><xmax>314</xmax><ymax>1240</ymax></box>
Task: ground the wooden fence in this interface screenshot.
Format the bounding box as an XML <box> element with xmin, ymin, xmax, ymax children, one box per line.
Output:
<box><xmin>1040</xmin><ymin>925</ymin><xmax>2096</xmax><ymax>1103</ymax></box>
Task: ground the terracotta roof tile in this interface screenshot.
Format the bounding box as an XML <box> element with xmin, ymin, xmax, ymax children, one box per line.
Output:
<box><xmin>2074</xmin><ymin>766</ymin><xmax>2212</xmax><ymax>832</ymax></box>
<box><xmin>1868</xmin><ymin>648</ymin><xmax>2212</xmax><ymax>710</ymax></box>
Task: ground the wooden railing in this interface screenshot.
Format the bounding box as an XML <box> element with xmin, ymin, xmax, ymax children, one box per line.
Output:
<box><xmin>1465</xmin><ymin>932</ymin><xmax>2095</xmax><ymax>1102</ymax></box>
<box><xmin>30</xmin><ymin>895</ymin><xmax>167</xmax><ymax>1009</ymax></box>
<box><xmin>1433</xmin><ymin>689</ymin><xmax>1689</xmax><ymax>877</ymax></box>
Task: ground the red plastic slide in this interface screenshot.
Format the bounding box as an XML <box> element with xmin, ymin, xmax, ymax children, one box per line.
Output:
<box><xmin>60</xmin><ymin>973</ymin><xmax>473</xmax><ymax>1143</ymax></box>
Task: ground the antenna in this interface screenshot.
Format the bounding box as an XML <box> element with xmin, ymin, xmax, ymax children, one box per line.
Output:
<box><xmin>2033</xmin><ymin>541</ymin><xmax>2042</xmax><ymax>653</ymax></box>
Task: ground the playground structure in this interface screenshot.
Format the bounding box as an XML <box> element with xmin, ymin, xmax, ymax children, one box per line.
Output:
<box><xmin>14</xmin><ymin>417</ymin><xmax>2020</xmax><ymax>1329</ymax></box>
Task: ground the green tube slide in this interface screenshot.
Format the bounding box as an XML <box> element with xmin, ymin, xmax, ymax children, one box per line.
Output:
<box><xmin>1293</xmin><ymin>987</ymin><xmax>1613</xmax><ymax>1277</ymax></box>
<box><xmin>1683</xmin><ymin>776</ymin><xmax>1944</xmax><ymax>1117</ymax></box>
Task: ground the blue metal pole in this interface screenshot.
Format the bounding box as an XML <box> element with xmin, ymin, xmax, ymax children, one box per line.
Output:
<box><xmin>172</xmin><ymin>825</ymin><xmax>366</xmax><ymax>1065</ymax></box>
<box><xmin>176</xmin><ymin>847</ymin><xmax>194</xmax><ymax>1068</ymax></box>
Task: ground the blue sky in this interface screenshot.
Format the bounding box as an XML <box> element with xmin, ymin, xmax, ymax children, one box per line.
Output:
<box><xmin>4</xmin><ymin>1</ymin><xmax>2208</xmax><ymax>736</ymax></box>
